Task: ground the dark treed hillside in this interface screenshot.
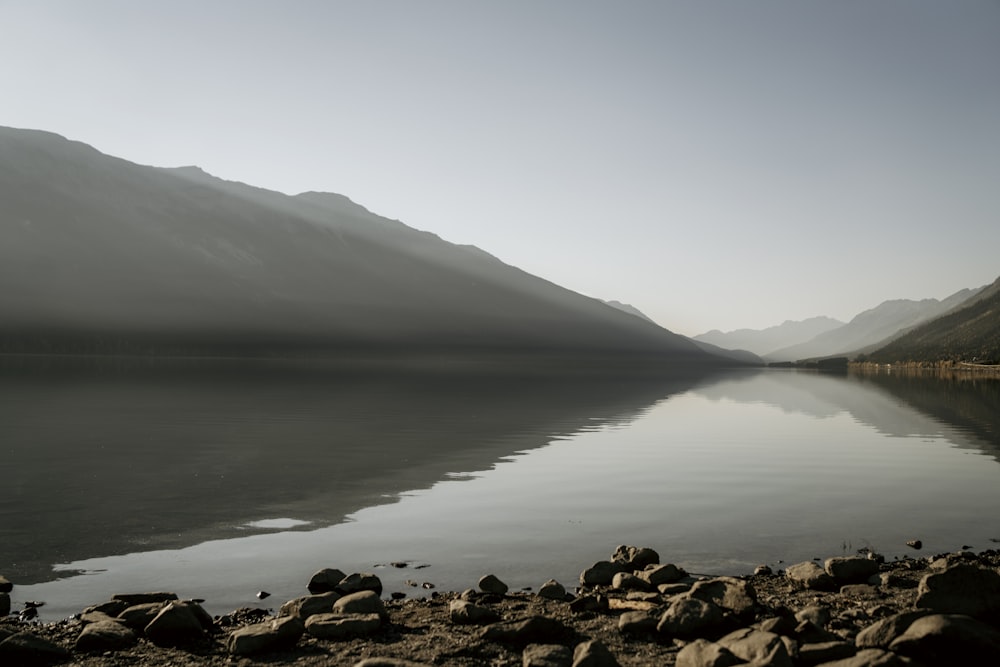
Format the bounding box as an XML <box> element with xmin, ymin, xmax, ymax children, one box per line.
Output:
<box><xmin>862</xmin><ymin>276</ymin><xmax>1000</xmax><ymax>364</ymax></box>
<box><xmin>0</xmin><ymin>126</ymin><xmax>737</xmax><ymax>368</ymax></box>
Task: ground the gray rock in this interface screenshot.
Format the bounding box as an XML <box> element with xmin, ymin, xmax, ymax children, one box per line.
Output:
<box><xmin>117</xmin><ymin>602</ymin><xmax>166</xmax><ymax>631</ymax></box>
<box><xmin>338</xmin><ymin>572</ymin><xmax>383</xmax><ymax>596</ymax></box>
<box><xmin>572</xmin><ymin>639</ymin><xmax>620</xmax><ymax>666</ymax></box>
<box><xmin>656</xmin><ymin>597</ymin><xmax>725</xmax><ymax>638</ymax></box>
<box><xmin>786</xmin><ymin>562</ymin><xmax>835</xmax><ymax>591</ymax></box>
<box><xmin>305</xmin><ymin>612</ymin><xmax>382</xmax><ymax>639</ymax></box>
<box><xmin>795</xmin><ymin>620</ymin><xmax>842</xmax><ymax>644</ymax></box>
<box><xmin>617</xmin><ymin>610</ymin><xmax>657</xmax><ymax>634</ymax></box>
<box><xmin>75</xmin><ymin>620</ymin><xmax>137</xmax><ymax>652</ymax></box>
<box><xmin>79</xmin><ymin>611</ymin><xmax>119</xmax><ymax>625</ymax></box>
<box><xmin>825</xmin><ymin>557</ymin><xmax>880</xmax><ymax>584</ymax></box>
<box><xmin>756</xmin><ymin>616</ymin><xmax>797</xmax><ymax>637</ymax></box>
<box><xmin>143</xmin><ymin>600</ymin><xmax>212</xmax><ymax>647</ymax></box>
<box><xmin>523</xmin><ymin>643</ymin><xmax>573</xmax><ymax>667</ymax></box>
<box><xmin>333</xmin><ymin>590</ymin><xmax>387</xmax><ymax>620</ymax></box>
<box><xmin>611</xmin><ymin>545</ymin><xmax>659</xmax><ymax>571</ymax></box>
<box><xmin>658</xmin><ymin>582</ymin><xmax>691</xmax><ymax>596</ymax></box>
<box><xmin>481</xmin><ymin>616</ymin><xmax>570</xmax><ymax>646</ymax></box>
<box><xmin>111</xmin><ymin>591</ymin><xmax>178</xmax><ymax>605</ymax></box>
<box><xmin>280</xmin><ymin>592</ymin><xmax>342</xmax><ymax>620</ymax></box>
<box><xmin>914</xmin><ymin>563</ymin><xmax>1000</xmax><ymax>620</ymax></box>
<box><xmin>687</xmin><ymin>577</ymin><xmax>756</xmax><ymax>622</ymax></box>
<box><xmin>82</xmin><ymin>600</ymin><xmax>129</xmax><ymax>617</ymax></box>
<box><xmin>889</xmin><ymin>613</ymin><xmax>1000</xmax><ymax>663</ymax></box>
<box><xmin>0</xmin><ymin>575</ymin><xmax>12</xmax><ymax>593</ymax></box>
<box><xmin>0</xmin><ymin>593</ymin><xmax>9</xmax><ymax>617</ymax></box>
<box><xmin>579</xmin><ymin>561</ymin><xmax>625</xmax><ymax>586</ymax></box>
<box><xmin>640</xmin><ymin>563</ymin><xmax>686</xmax><ymax>586</ymax></box>
<box><xmin>449</xmin><ymin>599</ymin><xmax>500</xmax><ymax>625</ymax></box>
<box><xmin>537</xmin><ymin>579</ymin><xmax>567</xmax><ymax>600</ymax></box>
<box><xmin>308</xmin><ymin>567</ymin><xmax>347</xmax><ymax>593</ymax></box>
<box><xmin>228</xmin><ymin>615</ymin><xmax>304</xmax><ymax>655</ymax></box>
<box><xmin>0</xmin><ymin>631</ymin><xmax>71</xmax><ymax>665</ymax></box>
<box><xmin>813</xmin><ymin>647</ymin><xmax>913</xmax><ymax>666</ymax></box>
<box><xmin>854</xmin><ymin>610</ymin><xmax>931</xmax><ymax>649</ymax></box>
<box><xmin>797</xmin><ymin>640</ymin><xmax>856</xmax><ymax>664</ymax></box>
<box><xmin>676</xmin><ymin>639</ymin><xmax>742</xmax><ymax>667</ymax></box>
<box><xmin>611</xmin><ymin>572</ymin><xmax>650</xmax><ymax>592</ymax></box>
<box><xmin>755</xmin><ymin>565</ymin><xmax>774</xmax><ymax>576</ymax></box>
<box><xmin>795</xmin><ymin>605</ymin><xmax>831</xmax><ymax>628</ymax></box>
<box><xmin>479</xmin><ymin>574</ymin><xmax>509</xmax><ymax>595</ymax></box>
<box><xmin>717</xmin><ymin>628</ymin><xmax>792</xmax><ymax>667</ymax></box>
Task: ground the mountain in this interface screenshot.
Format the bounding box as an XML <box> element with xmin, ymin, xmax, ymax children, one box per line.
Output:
<box><xmin>0</xmin><ymin>126</ymin><xmax>730</xmax><ymax>368</ymax></box>
<box><xmin>693</xmin><ymin>316</ymin><xmax>844</xmax><ymax>357</ymax></box>
<box><xmin>603</xmin><ymin>300</ymin><xmax>657</xmax><ymax>324</ymax></box>
<box><xmin>765</xmin><ymin>288</ymin><xmax>983</xmax><ymax>362</ymax></box>
<box><xmin>862</xmin><ymin>276</ymin><xmax>1000</xmax><ymax>364</ymax></box>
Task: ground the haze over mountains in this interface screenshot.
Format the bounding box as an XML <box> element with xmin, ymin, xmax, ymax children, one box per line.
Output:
<box><xmin>0</xmin><ymin>126</ymin><xmax>737</xmax><ymax>368</ymax></box>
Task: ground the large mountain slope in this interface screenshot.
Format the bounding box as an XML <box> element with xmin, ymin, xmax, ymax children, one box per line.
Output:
<box><xmin>863</xmin><ymin>276</ymin><xmax>1000</xmax><ymax>364</ymax></box>
<box><xmin>765</xmin><ymin>288</ymin><xmax>982</xmax><ymax>362</ymax></box>
<box><xmin>693</xmin><ymin>316</ymin><xmax>844</xmax><ymax>357</ymax></box>
<box><xmin>0</xmin><ymin>127</ymin><xmax>724</xmax><ymax>365</ymax></box>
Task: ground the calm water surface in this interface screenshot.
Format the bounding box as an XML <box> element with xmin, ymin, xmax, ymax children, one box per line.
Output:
<box><xmin>4</xmin><ymin>359</ymin><xmax>1000</xmax><ymax>621</ymax></box>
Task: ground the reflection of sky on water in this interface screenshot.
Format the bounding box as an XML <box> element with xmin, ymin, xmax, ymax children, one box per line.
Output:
<box><xmin>19</xmin><ymin>372</ymin><xmax>1000</xmax><ymax>621</ymax></box>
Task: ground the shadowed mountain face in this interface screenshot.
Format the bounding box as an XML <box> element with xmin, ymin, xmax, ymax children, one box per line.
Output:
<box><xmin>864</xmin><ymin>276</ymin><xmax>1000</xmax><ymax>363</ymax></box>
<box><xmin>0</xmin><ymin>126</ymin><xmax>721</xmax><ymax>366</ymax></box>
<box><xmin>765</xmin><ymin>288</ymin><xmax>982</xmax><ymax>362</ymax></box>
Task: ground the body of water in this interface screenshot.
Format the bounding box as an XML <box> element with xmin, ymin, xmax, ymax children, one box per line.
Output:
<box><xmin>3</xmin><ymin>358</ymin><xmax>1000</xmax><ymax>621</ymax></box>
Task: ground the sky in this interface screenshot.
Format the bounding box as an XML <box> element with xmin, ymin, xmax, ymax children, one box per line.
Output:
<box><xmin>2</xmin><ymin>1</ymin><xmax>998</xmax><ymax>336</ymax></box>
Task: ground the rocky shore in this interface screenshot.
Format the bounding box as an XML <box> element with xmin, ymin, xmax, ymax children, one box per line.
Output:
<box><xmin>2</xmin><ymin>545</ymin><xmax>999</xmax><ymax>666</ymax></box>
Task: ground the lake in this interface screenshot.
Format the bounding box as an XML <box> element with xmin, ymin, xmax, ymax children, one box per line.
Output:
<box><xmin>4</xmin><ymin>357</ymin><xmax>1000</xmax><ymax>621</ymax></box>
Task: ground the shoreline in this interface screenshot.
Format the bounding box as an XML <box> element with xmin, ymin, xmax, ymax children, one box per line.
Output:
<box><xmin>3</xmin><ymin>545</ymin><xmax>999</xmax><ymax>666</ymax></box>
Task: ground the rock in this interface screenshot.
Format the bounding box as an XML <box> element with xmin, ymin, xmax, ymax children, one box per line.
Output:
<box><xmin>228</xmin><ymin>615</ymin><xmax>304</xmax><ymax>655</ymax></box>
<box><xmin>840</xmin><ymin>584</ymin><xmax>877</xmax><ymax>597</ymax></box>
<box><xmin>79</xmin><ymin>610</ymin><xmax>119</xmax><ymax>625</ymax></box>
<box><xmin>717</xmin><ymin>628</ymin><xmax>792</xmax><ymax>667</ymax></box>
<box><xmin>537</xmin><ymin>579</ymin><xmax>567</xmax><ymax>600</ymax></box>
<box><xmin>797</xmin><ymin>640</ymin><xmax>856</xmax><ymax>664</ymax></box>
<box><xmin>82</xmin><ymin>600</ymin><xmax>129</xmax><ymax>617</ymax></box>
<box><xmin>676</xmin><ymin>638</ymin><xmax>742</xmax><ymax>667</ymax></box>
<box><xmin>0</xmin><ymin>593</ymin><xmax>9</xmax><ymax>617</ymax></box>
<box><xmin>523</xmin><ymin>643</ymin><xmax>573</xmax><ymax>667</ymax></box>
<box><xmin>481</xmin><ymin>616</ymin><xmax>570</xmax><ymax>646</ymax></box>
<box><xmin>756</xmin><ymin>615</ymin><xmax>798</xmax><ymax>637</ymax></box>
<box><xmin>795</xmin><ymin>620</ymin><xmax>842</xmax><ymax>644</ymax></box>
<box><xmin>117</xmin><ymin>602</ymin><xmax>166</xmax><ymax>631</ymax></box>
<box><xmin>338</xmin><ymin>572</ymin><xmax>383</xmax><ymax>596</ymax></box>
<box><xmin>755</xmin><ymin>565</ymin><xmax>773</xmax><ymax>576</ymax></box>
<box><xmin>639</xmin><ymin>563</ymin><xmax>686</xmax><ymax>586</ymax></box>
<box><xmin>795</xmin><ymin>605</ymin><xmax>831</xmax><ymax>628</ymax></box>
<box><xmin>479</xmin><ymin>574</ymin><xmax>509</xmax><ymax>595</ymax></box>
<box><xmin>687</xmin><ymin>577</ymin><xmax>757</xmax><ymax>622</ymax></box>
<box><xmin>611</xmin><ymin>571</ymin><xmax>650</xmax><ymax>592</ymax></box>
<box><xmin>914</xmin><ymin>563</ymin><xmax>1000</xmax><ymax>620</ymax></box>
<box><xmin>825</xmin><ymin>557</ymin><xmax>880</xmax><ymax>584</ymax></box>
<box><xmin>579</xmin><ymin>561</ymin><xmax>625</xmax><ymax>586</ymax></box>
<box><xmin>786</xmin><ymin>561</ymin><xmax>835</xmax><ymax>591</ymax></box>
<box><xmin>280</xmin><ymin>592</ymin><xmax>342</xmax><ymax>620</ymax></box>
<box><xmin>814</xmin><ymin>647</ymin><xmax>915</xmax><ymax>666</ymax></box>
<box><xmin>449</xmin><ymin>600</ymin><xmax>500</xmax><ymax>625</ymax></box>
<box><xmin>333</xmin><ymin>590</ymin><xmax>388</xmax><ymax>620</ymax></box>
<box><xmin>568</xmin><ymin>594</ymin><xmax>608</xmax><ymax>614</ymax></box>
<box><xmin>0</xmin><ymin>576</ymin><xmax>12</xmax><ymax>593</ymax></box>
<box><xmin>611</xmin><ymin>545</ymin><xmax>659</xmax><ymax>570</ymax></box>
<box><xmin>854</xmin><ymin>610</ymin><xmax>932</xmax><ymax>649</ymax></box>
<box><xmin>905</xmin><ymin>540</ymin><xmax>922</xmax><ymax>550</ymax></box>
<box><xmin>143</xmin><ymin>600</ymin><xmax>212</xmax><ymax>647</ymax></box>
<box><xmin>308</xmin><ymin>567</ymin><xmax>347</xmax><ymax>593</ymax></box>
<box><xmin>656</xmin><ymin>597</ymin><xmax>725</xmax><ymax>638</ymax></box>
<box><xmin>0</xmin><ymin>631</ymin><xmax>71</xmax><ymax>665</ymax></box>
<box><xmin>658</xmin><ymin>582</ymin><xmax>692</xmax><ymax>596</ymax></box>
<box><xmin>75</xmin><ymin>620</ymin><xmax>137</xmax><ymax>652</ymax></box>
<box><xmin>888</xmin><ymin>613</ymin><xmax>1000</xmax><ymax>663</ymax></box>
<box><xmin>111</xmin><ymin>591</ymin><xmax>178</xmax><ymax>605</ymax></box>
<box><xmin>572</xmin><ymin>639</ymin><xmax>620</xmax><ymax>666</ymax></box>
<box><xmin>305</xmin><ymin>612</ymin><xmax>382</xmax><ymax>639</ymax></box>
<box><xmin>354</xmin><ymin>659</ymin><xmax>434</xmax><ymax>667</ymax></box>
<box><xmin>617</xmin><ymin>610</ymin><xmax>657</xmax><ymax>634</ymax></box>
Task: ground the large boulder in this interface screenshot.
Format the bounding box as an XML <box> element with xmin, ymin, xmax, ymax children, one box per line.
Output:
<box><xmin>914</xmin><ymin>563</ymin><xmax>1000</xmax><ymax>621</ymax></box>
<box><xmin>337</xmin><ymin>572</ymin><xmax>383</xmax><ymax>596</ymax></box>
<box><xmin>481</xmin><ymin>616</ymin><xmax>570</xmax><ymax>646</ymax></box>
<box><xmin>825</xmin><ymin>557</ymin><xmax>879</xmax><ymax>584</ymax></box>
<box><xmin>305</xmin><ymin>612</ymin><xmax>382</xmax><ymax>639</ymax></box>
<box><xmin>279</xmin><ymin>592</ymin><xmax>342</xmax><ymax>620</ymax></box>
<box><xmin>639</xmin><ymin>563</ymin><xmax>686</xmax><ymax>586</ymax></box>
<box><xmin>449</xmin><ymin>600</ymin><xmax>499</xmax><ymax>625</ymax></box>
<box><xmin>478</xmin><ymin>574</ymin><xmax>509</xmax><ymax>595</ymax></box>
<box><xmin>888</xmin><ymin>613</ymin><xmax>1000</xmax><ymax>664</ymax></box>
<box><xmin>854</xmin><ymin>610</ymin><xmax>932</xmax><ymax>649</ymax></box>
<box><xmin>0</xmin><ymin>631</ymin><xmax>71</xmax><ymax>665</ymax></box>
<box><xmin>579</xmin><ymin>561</ymin><xmax>626</xmax><ymax>586</ymax></box>
<box><xmin>687</xmin><ymin>577</ymin><xmax>756</xmax><ymax>622</ymax></box>
<box><xmin>656</xmin><ymin>597</ymin><xmax>725</xmax><ymax>638</ymax></box>
<box><xmin>785</xmin><ymin>561</ymin><xmax>835</xmax><ymax>591</ymax></box>
<box><xmin>522</xmin><ymin>643</ymin><xmax>573</xmax><ymax>667</ymax></box>
<box><xmin>611</xmin><ymin>545</ymin><xmax>659</xmax><ymax>571</ymax></box>
<box><xmin>537</xmin><ymin>579</ymin><xmax>567</xmax><ymax>600</ymax></box>
<box><xmin>75</xmin><ymin>620</ymin><xmax>137</xmax><ymax>652</ymax></box>
<box><xmin>676</xmin><ymin>638</ymin><xmax>742</xmax><ymax>667</ymax></box>
<box><xmin>716</xmin><ymin>628</ymin><xmax>792</xmax><ymax>667</ymax></box>
<box><xmin>143</xmin><ymin>600</ymin><xmax>212</xmax><ymax>647</ymax></box>
<box><xmin>117</xmin><ymin>602</ymin><xmax>166</xmax><ymax>631</ymax></box>
<box><xmin>0</xmin><ymin>575</ymin><xmax>12</xmax><ymax>593</ymax></box>
<box><xmin>333</xmin><ymin>590</ymin><xmax>387</xmax><ymax>620</ymax></box>
<box><xmin>228</xmin><ymin>615</ymin><xmax>304</xmax><ymax>655</ymax></box>
<box><xmin>572</xmin><ymin>639</ymin><xmax>620</xmax><ymax>666</ymax></box>
<box><xmin>308</xmin><ymin>567</ymin><xmax>347</xmax><ymax>594</ymax></box>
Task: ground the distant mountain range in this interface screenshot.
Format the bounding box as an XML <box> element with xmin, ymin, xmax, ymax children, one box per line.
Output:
<box><xmin>693</xmin><ymin>317</ymin><xmax>844</xmax><ymax>358</ymax></box>
<box><xmin>0</xmin><ymin>126</ymin><xmax>747</xmax><ymax>368</ymax></box>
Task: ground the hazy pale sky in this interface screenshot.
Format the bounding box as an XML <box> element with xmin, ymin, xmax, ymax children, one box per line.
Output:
<box><xmin>3</xmin><ymin>1</ymin><xmax>998</xmax><ymax>336</ymax></box>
